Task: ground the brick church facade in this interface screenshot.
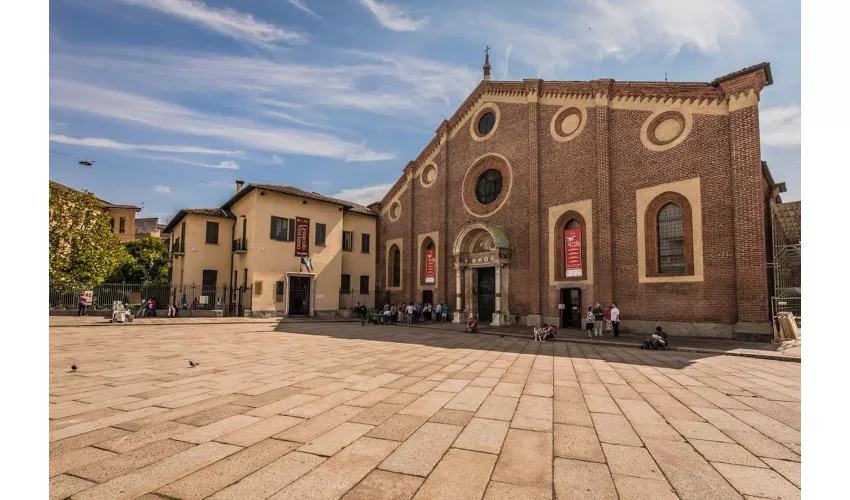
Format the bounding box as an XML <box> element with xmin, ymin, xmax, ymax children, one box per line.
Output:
<box><xmin>373</xmin><ymin>56</ymin><xmax>784</xmax><ymax>339</ymax></box>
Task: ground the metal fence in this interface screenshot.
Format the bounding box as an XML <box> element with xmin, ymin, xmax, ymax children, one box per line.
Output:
<box><xmin>339</xmin><ymin>289</ymin><xmax>374</xmax><ymax>310</ymax></box>
<box><xmin>49</xmin><ymin>283</ymin><xmax>252</xmax><ymax>317</ymax></box>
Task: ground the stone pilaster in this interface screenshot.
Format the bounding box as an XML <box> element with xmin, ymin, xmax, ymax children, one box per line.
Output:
<box><xmin>524</xmin><ymin>78</ymin><xmax>543</xmax><ymax>325</ymax></box>
<box><xmin>592</xmin><ymin>79</ymin><xmax>615</xmax><ymax>306</ymax></box>
<box><xmin>437</xmin><ymin>120</ymin><xmax>450</xmax><ymax>306</ymax></box>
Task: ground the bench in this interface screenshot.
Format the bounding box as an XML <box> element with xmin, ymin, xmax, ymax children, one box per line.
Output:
<box><xmin>366</xmin><ymin>310</ymin><xmax>392</xmax><ymax>325</ymax></box>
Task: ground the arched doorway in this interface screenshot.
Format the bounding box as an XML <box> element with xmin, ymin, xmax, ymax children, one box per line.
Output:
<box><xmin>452</xmin><ymin>222</ymin><xmax>511</xmax><ymax>325</ymax></box>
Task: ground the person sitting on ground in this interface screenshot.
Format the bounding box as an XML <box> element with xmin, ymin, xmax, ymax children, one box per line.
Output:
<box><xmin>534</xmin><ymin>323</ymin><xmax>556</xmax><ymax>341</ymax></box>
<box><xmin>465</xmin><ymin>316</ymin><xmax>478</xmax><ymax>333</ymax></box>
<box><xmin>651</xmin><ymin>326</ymin><xmax>669</xmax><ymax>350</ymax></box>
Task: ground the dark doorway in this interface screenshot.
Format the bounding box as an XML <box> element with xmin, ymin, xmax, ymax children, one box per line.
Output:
<box><xmin>422</xmin><ymin>290</ymin><xmax>433</xmax><ymax>306</ymax></box>
<box><xmin>288</xmin><ymin>276</ymin><xmax>311</xmax><ymax>316</ymax></box>
<box><xmin>477</xmin><ymin>267</ymin><xmax>496</xmax><ymax>323</ymax></box>
<box><xmin>202</xmin><ymin>270</ymin><xmax>217</xmax><ymax>310</ymax></box>
<box><xmin>560</xmin><ymin>288</ymin><xmax>582</xmax><ymax>328</ymax></box>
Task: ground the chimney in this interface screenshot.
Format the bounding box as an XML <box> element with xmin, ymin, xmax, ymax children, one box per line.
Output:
<box><xmin>483</xmin><ymin>46</ymin><xmax>491</xmax><ymax>81</ymax></box>
<box><xmin>235</xmin><ymin>180</ymin><xmax>245</xmax><ymax>193</ymax></box>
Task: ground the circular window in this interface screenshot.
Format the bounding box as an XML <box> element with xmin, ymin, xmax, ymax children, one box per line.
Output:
<box><xmin>420</xmin><ymin>163</ymin><xmax>437</xmax><ymax>187</ymax></box>
<box><xmin>478</xmin><ymin>112</ymin><xmax>496</xmax><ymax>136</ymax></box>
<box><xmin>641</xmin><ymin>110</ymin><xmax>691</xmax><ymax>152</ymax></box>
<box><xmin>389</xmin><ymin>202</ymin><xmax>401</xmax><ymax>221</ymax></box>
<box><xmin>475</xmin><ymin>169</ymin><xmax>503</xmax><ymax>205</ymax></box>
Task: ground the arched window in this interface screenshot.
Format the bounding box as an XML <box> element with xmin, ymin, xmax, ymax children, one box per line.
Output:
<box><xmin>391</xmin><ymin>246</ymin><xmax>401</xmax><ymax>288</ymax></box>
<box><xmin>657</xmin><ymin>203</ymin><xmax>685</xmax><ymax>274</ymax></box>
<box><xmin>555</xmin><ymin>211</ymin><xmax>587</xmax><ymax>281</ymax></box>
<box><xmin>645</xmin><ymin>192</ymin><xmax>694</xmax><ymax>277</ymax></box>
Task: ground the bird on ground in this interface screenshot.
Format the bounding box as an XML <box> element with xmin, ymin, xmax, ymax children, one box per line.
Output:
<box><xmin>71</xmin><ymin>365</ymin><xmax>77</xmax><ymax>372</ymax></box>
<box><xmin>189</xmin><ymin>361</ymin><xmax>199</xmax><ymax>368</ymax></box>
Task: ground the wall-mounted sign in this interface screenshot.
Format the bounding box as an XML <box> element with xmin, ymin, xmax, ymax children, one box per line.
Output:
<box><xmin>84</xmin><ymin>291</ymin><xmax>93</xmax><ymax>305</ymax></box>
<box><xmin>425</xmin><ymin>248</ymin><xmax>436</xmax><ymax>284</ymax></box>
<box><xmin>199</xmin><ymin>296</ymin><xmax>209</xmax><ymax>305</ymax></box>
<box><xmin>564</xmin><ymin>228</ymin><xmax>582</xmax><ymax>278</ymax></box>
<box><xmin>558</xmin><ymin>304</ymin><xmax>566</xmax><ymax>310</ymax></box>
<box><xmin>295</xmin><ymin>217</ymin><xmax>310</xmax><ymax>257</ymax></box>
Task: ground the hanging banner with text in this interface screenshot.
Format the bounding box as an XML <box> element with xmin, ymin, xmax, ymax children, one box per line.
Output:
<box><xmin>564</xmin><ymin>228</ymin><xmax>582</xmax><ymax>277</ymax></box>
<box><xmin>425</xmin><ymin>248</ymin><xmax>436</xmax><ymax>284</ymax></box>
<box><xmin>295</xmin><ymin>217</ymin><xmax>310</xmax><ymax>257</ymax></box>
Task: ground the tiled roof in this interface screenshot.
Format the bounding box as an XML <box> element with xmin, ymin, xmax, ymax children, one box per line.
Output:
<box><xmin>162</xmin><ymin>208</ymin><xmax>235</xmax><ymax>233</ymax></box>
<box><xmin>773</xmin><ymin>201</ymin><xmax>801</xmax><ymax>245</ymax></box>
<box><xmin>711</xmin><ymin>62</ymin><xmax>773</xmax><ymax>87</ymax></box>
<box><xmin>223</xmin><ymin>183</ymin><xmax>379</xmax><ymax>216</ymax></box>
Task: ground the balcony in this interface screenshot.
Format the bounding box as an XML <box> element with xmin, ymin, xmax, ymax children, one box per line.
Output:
<box><xmin>232</xmin><ymin>238</ymin><xmax>248</xmax><ymax>253</ymax></box>
<box><xmin>172</xmin><ymin>239</ymin><xmax>185</xmax><ymax>256</ymax></box>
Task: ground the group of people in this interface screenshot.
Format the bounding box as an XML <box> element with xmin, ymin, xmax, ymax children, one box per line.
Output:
<box><xmin>585</xmin><ymin>302</ymin><xmax>621</xmax><ymax>338</ymax></box>
<box><xmin>374</xmin><ymin>301</ymin><xmax>451</xmax><ymax>325</ymax></box>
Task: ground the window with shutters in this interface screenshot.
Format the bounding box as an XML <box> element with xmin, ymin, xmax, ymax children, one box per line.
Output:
<box><xmin>340</xmin><ymin>274</ymin><xmax>351</xmax><ymax>293</ymax></box>
<box><xmin>315</xmin><ymin>223</ymin><xmax>327</xmax><ymax>246</ymax></box>
<box><xmin>205</xmin><ymin>221</ymin><xmax>219</xmax><ymax>244</ymax></box>
<box><xmin>110</xmin><ymin>218</ymin><xmax>115</xmax><ymax>232</ymax></box>
<box><xmin>361</xmin><ymin>233</ymin><xmax>371</xmax><ymax>253</ymax></box>
<box><xmin>270</xmin><ymin>216</ymin><xmax>296</xmax><ymax>241</ymax></box>
<box><xmin>342</xmin><ymin>231</ymin><xmax>353</xmax><ymax>252</ymax></box>
<box><xmin>359</xmin><ymin>275</ymin><xmax>370</xmax><ymax>294</ymax></box>
<box><xmin>275</xmin><ymin>281</ymin><xmax>285</xmax><ymax>302</ymax></box>
<box><xmin>119</xmin><ymin>217</ymin><xmax>126</xmax><ymax>233</ymax></box>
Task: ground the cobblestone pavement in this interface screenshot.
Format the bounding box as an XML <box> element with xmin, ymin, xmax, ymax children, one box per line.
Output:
<box><xmin>50</xmin><ymin>322</ymin><xmax>801</xmax><ymax>500</ymax></box>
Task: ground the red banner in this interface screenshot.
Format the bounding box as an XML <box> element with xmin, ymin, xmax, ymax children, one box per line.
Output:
<box><xmin>564</xmin><ymin>228</ymin><xmax>582</xmax><ymax>277</ymax></box>
<box><xmin>295</xmin><ymin>217</ymin><xmax>310</xmax><ymax>257</ymax></box>
<box><xmin>425</xmin><ymin>248</ymin><xmax>436</xmax><ymax>284</ymax></box>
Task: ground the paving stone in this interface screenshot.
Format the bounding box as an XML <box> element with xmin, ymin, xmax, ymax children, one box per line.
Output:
<box><xmin>97</xmin><ymin>421</ymin><xmax>197</xmax><ymax>453</ymax></box>
<box><xmin>115</xmin><ymin>396</ymin><xmax>242</xmax><ymax>431</ymax></box>
<box><xmin>475</xmin><ymin>395</ymin><xmax>519</xmax><ymax>421</ymax></box>
<box><xmin>591</xmin><ymin>413</ymin><xmax>642</xmax><ymax>446</ymax></box>
<box><xmin>384</xmin><ymin>392</ymin><xmax>421</xmax><ymax>405</ymax></box>
<box><xmin>669</xmin><ymin>419</ymin><xmax>734</xmax><ymax>442</ymax></box>
<box><xmin>727</xmin><ymin>410</ymin><xmax>801</xmax><ymax>445</ymax></box>
<box><xmin>511</xmin><ymin>395</ymin><xmax>553</xmax><ymax>432</ymax></box>
<box><xmin>712</xmin><ymin>462</ymin><xmax>800</xmax><ymax>499</ymax></box>
<box><xmin>584</xmin><ymin>394</ymin><xmax>622</xmax><ymax>414</ymax></box>
<box><xmin>429</xmin><ymin>408</ymin><xmax>475</xmax><ymax>426</ymax></box>
<box><xmin>73</xmin><ymin>441</ymin><xmax>240</xmax><ymax>500</ymax></box>
<box><xmin>404</xmin><ymin>379</ymin><xmax>442</xmax><ymax>395</ymax></box>
<box><xmin>381</xmin><ymin>422</ymin><xmax>464</xmax><ymax>476</ymax></box>
<box><xmin>173</xmin><ymin>414</ymin><xmax>261</xmax><ymax>444</ymax></box>
<box><xmin>49</xmin><ymin>427</ymin><xmax>131</xmax><ymax>456</ymax></box>
<box><xmin>469</xmin><ymin>376</ymin><xmax>501</xmax><ymax>388</ymax></box>
<box><xmin>433</xmin><ymin>378</ymin><xmax>472</xmax><ymax>393</ymax></box>
<box><xmin>155</xmin><ymin>439</ymin><xmax>296</xmax><ymax>500</ymax></box>
<box><xmin>342</xmin><ymin>470</ymin><xmax>424</xmax><ymax>500</ymax></box>
<box><xmin>271</xmin><ymin>437</ymin><xmax>399</xmax><ymax>500</ymax></box>
<box><xmin>351</xmin><ymin>402</ymin><xmax>405</xmax><ymax>426</ymax></box>
<box><xmin>176</xmin><ymin>403</ymin><xmax>253</xmax><ymax>427</ymax></box>
<box><xmin>245</xmin><ymin>393</ymin><xmax>321</xmax><ymax>418</ymax></box>
<box><xmin>71</xmin><ymin>438</ymin><xmax>195</xmax><ymax>483</ymax></box>
<box><xmin>612</xmin><ymin>475</ymin><xmax>679</xmax><ymax>500</ymax></box>
<box><xmin>483</xmin><ymin>481</ymin><xmax>552</xmax><ymax>500</ymax></box>
<box><xmin>367</xmin><ymin>414</ymin><xmax>429</xmax><ymax>441</ymax></box>
<box><xmin>49</xmin><ymin>474</ymin><xmax>97</xmax><ymax>500</ymax></box>
<box><xmin>492</xmin><ymin>429</ymin><xmax>553</xmax><ymax>489</ymax></box>
<box><xmin>453</xmin><ymin>418</ymin><xmax>510</xmax><ymax>454</ymax></box>
<box><xmin>285</xmin><ymin>389</ymin><xmax>365</xmax><ymax>418</ymax></box>
<box><xmin>215</xmin><ymin>415</ymin><xmax>303</xmax><ymax>446</ymax></box>
<box><xmin>444</xmin><ymin>386</ymin><xmax>493</xmax><ymax>412</ymax></box>
<box><xmin>762</xmin><ymin>458</ymin><xmax>801</xmax><ymax>488</ymax></box>
<box><xmin>348</xmin><ymin>387</ymin><xmax>400</xmax><ymax>407</ymax></box>
<box><xmin>553</xmin><ymin>458</ymin><xmax>618</xmax><ymax>500</ymax></box>
<box><xmin>209</xmin><ymin>451</ymin><xmax>326</xmax><ymax>500</ymax></box>
<box><xmin>722</xmin><ymin>429</ymin><xmax>800</xmax><ymax>461</ymax></box>
<box><xmin>554</xmin><ymin>423</ymin><xmax>605</xmax><ymax>463</ymax></box>
<box><xmin>49</xmin><ymin>407</ymin><xmax>167</xmax><ymax>442</ymax></box>
<box><xmin>49</xmin><ymin>446</ymin><xmax>117</xmax><ymax>477</ymax></box>
<box><xmin>554</xmin><ymin>400</ymin><xmax>594</xmax><ymax>427</ymax></box>
<box><xmin>298</xmin><ymin>422</ymin><xmax>374</xmax><ymax>456</ymax></box>
<box><xmin>689</xmin><ymin>439</ymin><xmax>768</xmax><ymax>467</ymax></box>
<box><xmin>275</xmin><ymin>405</ymin><xmax>365</xmax><ymax>443</ymax></box>
<box><xmin>644</xmin><ymin>437</ymin><xmax>743</xmax><ymax>500</ymax></box>
<box><xmin>399</xmin><ymin>390</ymin><xmax>456</xmax><ymax>418</ymax></box>
<box><xmin>413</xmin><ymin>449</ymin><xmax>497</xmax><ymax>500</ymax></box>
<box><xmin>491</xmin><ymin>382</ymin><xmax>524</xmax><ymax>398</ymax></box>
<box><xmin>602</xmin><ymin>443</ymin><xmax>664</xmax><ymax>480</ymax></box>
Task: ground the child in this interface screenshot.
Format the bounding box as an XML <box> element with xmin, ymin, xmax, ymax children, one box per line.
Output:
<box><xmin>585</xmin><ymin>307</ymin><xmax>595</xmax><ymax>338</ymax></box>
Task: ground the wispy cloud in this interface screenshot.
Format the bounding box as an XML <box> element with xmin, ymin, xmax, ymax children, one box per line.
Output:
<box><xmin>445</xmin><ymin>0</ymin><xmax>751</xmax><ymax>77</ymax></box>
<box><xmin>118</xmin><ymin>0</ymin><xmax>305</xmax><ymax>46</ymax></box>
<box><xmin>49</xmin><ymin>134</ymin><xmax>244</xmax><ymax>155</ymax></box>
<box><xmin>154</xmin><ymin>185</ymin><xmax>171</xmax><ymax>194</ymax></box>
<box><xmin>760</xmin><ymin>106</ymin><xmax>801</xmax><ymax>148</ymax></box>
<box><xmin>140</xmin><ymin>154</ymin><xmax>241</xmax><ymax>169</ymax></box>
<box><xmin>357</xmin><ymin>0</ymin><xmax>427</xmax><ymax>32</ymax></box>
<box><xmin>287</xmin><ymin>0</ymin><xmax>321</xmax><ymax>19</ymax></box>
<box><xmin>331</xmin><ymin>183</ymin><xmax>394</xmax><ymax>205</ymax></box>
<box><xmin>271</xmin><ymin>155</ymin><xmax>283</xmax><ymax>164</ymax></box>
<box><xmin>50</xmin><ymin>80</ymin><xmax>395</xmax><ymax>162</ymax></box>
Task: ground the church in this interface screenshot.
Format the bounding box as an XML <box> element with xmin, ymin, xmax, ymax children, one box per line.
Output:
<box><xmin>373</xmin><ymin>54</ymin><xmax>785</xmax><ymax>340</ymax></box>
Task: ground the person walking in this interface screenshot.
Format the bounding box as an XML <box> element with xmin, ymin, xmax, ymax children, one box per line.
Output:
<box><xmin>593</xmin><ymin>303</ymin><xmax>605</xmax><ymax>337</ymax></box>
<box><xmin>610</xmin><ymin>302</ymin><xmax>620</xmax><ymax>338</ymax></box>
<box><xmin>78</xmin><ymin>292</ymin><xmax>87</xmax><ymax>317</ymax></box>
<box><xmin>585</xmin><ymin>307</ymin><xmax>595</xmax><ymax>338</ymax></box>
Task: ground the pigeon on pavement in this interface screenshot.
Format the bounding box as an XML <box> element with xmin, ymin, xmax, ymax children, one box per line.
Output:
<box><xmin>71</xmin><ymin>365</ymin><xmax>77</xmax><ymax>372</ymax></box>
<box><xmin>189</xmin><ymin>361</ymin><xmax>199</xmax><ymax>368</ymax></box>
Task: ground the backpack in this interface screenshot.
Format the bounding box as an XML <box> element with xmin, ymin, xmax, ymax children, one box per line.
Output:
<box><xmin>640</xmin><ymin>340</ymin><xmax>652</xmax><ymax>350</ymax></box>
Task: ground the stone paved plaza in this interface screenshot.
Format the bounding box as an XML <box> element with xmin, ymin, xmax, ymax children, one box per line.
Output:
<box><xmin>49</xmin><ymin>321</ymin><xmax>801</xmax><ymax>500</ymax></box>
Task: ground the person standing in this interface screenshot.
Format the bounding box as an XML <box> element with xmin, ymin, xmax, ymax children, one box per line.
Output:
<box><xmin>406</xmin><ymin>302</ymin><xmax>414</xmax><ymax>324</ymax></box>
<box><xmin>78</xmin><ymin>292</ymin><xmax>87</xmax><ymax>317</ymax></box>
<box><xmin>593</xmin><ymin>303</ymin><xmax>605</xmax><ymax>337</ymax></box>
<box><xmin>585</xmin><ymin>307</ymin><xmax>595</xmax><ymax>338</ymax></box>
<box><xmin>434</xmin><ymin>302</ymin><xmax>441</xmax><ymax>322</ymax></box>
<box><xmin>605</xmin><ymin>305</ymin><xmax>613</xmax><ymax>334</ymax></box>
<box><xmin>149</xmin><ymin>297</ymin><xmax>157</xmax><ymax>317</ymax></box>
<box><xmin>610</xmin><ymin>302</ymin><xmax>620</xmax><ymax>338</ymax></box>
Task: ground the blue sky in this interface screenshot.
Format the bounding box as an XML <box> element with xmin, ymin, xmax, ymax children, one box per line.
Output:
<box><xmin>49</xmin><ymin>0</ymin><xmax>801</xmax><ymax>222</ymax></box>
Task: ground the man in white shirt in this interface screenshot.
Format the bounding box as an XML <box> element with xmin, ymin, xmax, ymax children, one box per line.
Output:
<box><xmin>406</xmin><ymin>303</ymin><xmax>414</xmax><ymax>324</ymax></box>
<box><xmin>434</xmin><ymin>303</ymin><xmax>442</xmax><ymax>322</ymax></box>
<box><xmin>610</xmin><ymin>302</ymin><xmax>620</xmax><ymax>338</ymax></box>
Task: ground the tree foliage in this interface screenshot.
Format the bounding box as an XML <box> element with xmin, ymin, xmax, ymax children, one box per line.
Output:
<box><xmin>106</xmin><ymin>236</ymin><xmax>171</xmax><ymax>284</ymax></box>
<box><xmin>49</xmin><ymin>183</ymin><xmax>126</xmax><ymax>284</ymax></box>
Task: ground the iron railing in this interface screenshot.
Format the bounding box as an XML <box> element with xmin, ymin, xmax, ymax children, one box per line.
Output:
<box><xmin>172</xmin><ymin>238</ymin><xmax>185</xmax><ymax>255</ymax></box>
<box><xmin>232</xmin><ymin>238</ymin><xmax>248</xmax><ymax>252</ymax></box>
<box><xmin>339</xmin><ymin>288</ymin><xmax>374</xmax><ymax>310</ymax></box>
<box><xmin>49</xmin><ymin>283</ymin><xmax>252</xmax><ymax>316</ymax></box>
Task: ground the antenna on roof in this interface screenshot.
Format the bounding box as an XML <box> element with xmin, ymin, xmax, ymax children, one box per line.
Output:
<box><xmin>664</xmin><ymin>72</ymin><xmax>668</xmax><ymax>82</ymax></box>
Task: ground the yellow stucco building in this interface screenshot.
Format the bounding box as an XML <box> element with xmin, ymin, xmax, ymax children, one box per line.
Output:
<box><xmin>49</xmin><ymin>181</ymin><xmax>141</xmax><ymax>242</ymax></box>
<box><xmin>164</xmin><ymin>181</ymin><xmax>378</xmax><ymax>317</ymax></box>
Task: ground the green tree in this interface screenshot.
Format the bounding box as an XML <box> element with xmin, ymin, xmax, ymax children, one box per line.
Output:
<box><xmin>106</xmin><ymin>236</ymin><xmax>171</xmax><ymax>284</ymax></box>
<box><xmin>49</xmin><ymin>183</ymin><xmax>125</xmax><ymax>284</ymax></box>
